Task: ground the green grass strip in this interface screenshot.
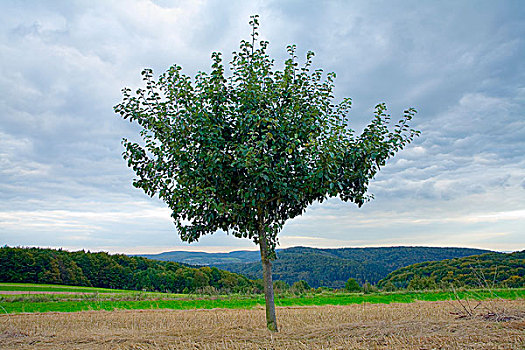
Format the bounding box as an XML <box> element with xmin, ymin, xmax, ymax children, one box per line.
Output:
<box><xmin>1</xmin><ymin>288</ymin><xmax>522</xmax><ymax>314</ymax></box>
<box><xmin>0</xmin><ymin>297</ymin><xmax>266</xmax><ymax>313</ymax></box>
<box><xmin>276</xmin><ymin>289</ymin><xmax>525</xmax><ymax>307</ymax></box>
<box><xmin>0</xmin><ymin>283</ymin><xmax>131</xmax><ymax>294</ymax></box>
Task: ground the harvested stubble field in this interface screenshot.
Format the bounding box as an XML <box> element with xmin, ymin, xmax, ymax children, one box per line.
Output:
<box><xmin>1</xmin><ymin>300</ymin><xmax>523</xmax><ymax>349</ymax></box>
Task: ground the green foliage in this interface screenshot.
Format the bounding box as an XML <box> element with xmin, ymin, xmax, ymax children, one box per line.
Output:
<box><xmin>215</xmin><ymin>246</ymin><xmax>491</xmax><ymax>288</ymax></box>
<box><xmin>381</xmin><ymin>281</ymin><xmax>397</xmax><ymax>292</ymax></box>
<box><xmin>290</xmin><ymin>280</ymin><xmax>311</xmax><ymax>294</ymax></box>
<box><xmin>273</xmin><ymin>280</ymin><xmax>289</xmax><ymax>293</ymax></box>
<box><xmin>345</xmin><ymin>277</ymin><xmax>361</xmax><ymax>292</ymax></box>
<box><xmin>114</xmin><ymin>16</ymin><xmax>419</xmax><ymax>256</ymax></box>
<box><xmin>0</xmin><ymin>247</ymin><xmax>254</xmax><ymax>294</ymax></box>
<box><xmin>378</xmin><ymin>250</ymin><xmax>525</xmax><ymax>289</ymax></box>
<box><xmin>362</xmin><ymin>282</ymin><xmax>378</xmax><ymax>294</ymax></box>
<box><xmin>407</xmin><ymin>275</ymin><xmax>438</xmax><ymax>291</ymax></box>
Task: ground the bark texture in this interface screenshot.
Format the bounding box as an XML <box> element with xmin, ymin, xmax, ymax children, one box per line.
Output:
<box><xmin>259</xmin><ymin>234</ymin><xmax>278</xmax><ymax>332</ymax></box>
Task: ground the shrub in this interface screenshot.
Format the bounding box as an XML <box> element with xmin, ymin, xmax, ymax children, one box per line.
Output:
<box><xmin>407</xmin><ymin>275</ymin><xmax>438</xmax><ymax>291</ymax></box>
<box><xmin>362</xmin><ymin>282</ymin><xmax>378</xmax><ymax>294</ymax></box>
<box><xmin>273</xmin><ymin>280</ymin><xmax>290</xmax><ymax>294</ymax></box>
<box><xmin>345</xmin><ymin>278</ymin><xmax>361</xmax><ymax>292</ymax></box>
<box><xmin>381</xmin><ymin>281</ymin><xmax>397</xmax><ymax>292</ymax></box>
<box><xmin>291</xmin><ymin>280</ymin><xmax>311</xmax><ymax>294</ymax></box>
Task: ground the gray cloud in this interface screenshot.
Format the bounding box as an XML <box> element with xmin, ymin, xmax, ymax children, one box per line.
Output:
<box><xmin>0</xmin><ymin>0</ymin><xmax>524</xmax><ymax>253</ymax></box>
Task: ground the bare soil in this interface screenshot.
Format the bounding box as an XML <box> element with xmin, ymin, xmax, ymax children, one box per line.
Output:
<box><xmin>0</xmin><ymin>300</ymin><xmax>523</xmax><ymax>349</ymax></box>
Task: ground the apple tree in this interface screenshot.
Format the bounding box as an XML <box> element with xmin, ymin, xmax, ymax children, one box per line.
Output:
<box><xmin>114</xmin><ymin>15</ymin><xmax>419</xmax><ymax>331</ymax></box>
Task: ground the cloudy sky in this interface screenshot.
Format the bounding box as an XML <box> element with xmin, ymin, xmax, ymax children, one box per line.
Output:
<box><xmin>1</xmin><ymin>0</ymin><xmax>524</xmax><ymax>254</ymax></box>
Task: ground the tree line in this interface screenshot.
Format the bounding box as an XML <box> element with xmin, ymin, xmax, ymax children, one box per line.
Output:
<box><xmin>377</xmin><ymin>250</ymin><xmax>524</xmax><ymax>290</ymax></box>
<box><xmin>3</xmin><ymin>246</ymin><xmax>521</xmax><ymax>294</ymax></box>
<box><xmin>0</xmin><ymin>246</ymin><xmax>258</xmax><ymax>293</ymax></box>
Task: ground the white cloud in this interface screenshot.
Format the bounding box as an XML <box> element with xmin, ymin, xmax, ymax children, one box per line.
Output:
<box><xmin>0</xmin><ymin>0</ymin><xmax>524</xmax><ymax>253</ymax></box>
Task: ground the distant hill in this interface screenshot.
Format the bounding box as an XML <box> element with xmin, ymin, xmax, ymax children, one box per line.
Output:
<box><xmin>377</xmin><ymin>250</ymin><xmax>524</xmax><ymax>289</ymax></box>
<box><xmin>140</xmin><ymin>246</ymin><xmax>491</xmax><ymax>288</ymax></box>
<box><xmin>140</xmin><ymin>250</ymin><xmax>261</xmax><ymax>265</ymax></box>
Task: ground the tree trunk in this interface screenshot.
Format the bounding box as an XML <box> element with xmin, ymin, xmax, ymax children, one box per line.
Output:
<box><xmin>259</xmin><ymin>234</ymin><xmax>278</xmax><ymax>332</ymax></box>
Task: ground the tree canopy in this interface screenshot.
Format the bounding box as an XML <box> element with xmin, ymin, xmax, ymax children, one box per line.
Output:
<box><xmin>114</xmin><ymin>16</ymin><xmax>419</xmax><ymax>256</ymax></box>
<box><xmin>345</xmin><ymin>277</ymin><xmax>361</xmax><ymax>292</ymax></box>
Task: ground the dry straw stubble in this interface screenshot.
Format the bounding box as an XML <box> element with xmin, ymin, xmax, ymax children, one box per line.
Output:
<box><xmin>0</xmin><ymin>300</ymin><xmax>523</xmax><ymax>349</ymax></box>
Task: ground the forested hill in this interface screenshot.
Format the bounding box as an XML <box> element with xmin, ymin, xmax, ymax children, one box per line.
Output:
<box><xmin>141</xmin><ymin>246</ymin><xmax>491</xmax><ymax>288</ymax></box>
<box><xmin>0</xmin><ymin>247</ymin><xmax>256</xmax><ymax>293</ymax></box>
<box><xmin>377</xmin><ymin>250</ymin><xmax>524</xmax><ymax>289</ymax></box>
<box><xmin>140</xmin><ymin>250</ymin><xmax>261</xmax><ymax>265</ymax></box>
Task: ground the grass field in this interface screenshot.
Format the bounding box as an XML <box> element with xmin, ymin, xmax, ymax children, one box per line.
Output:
<box><xmin>1</xmin><ymin>284</ymin><xmax>523</xmax><ymax>349</ymax></box>
<box><xmin>1</xmin><ymin>283</ymin><xmax>524</xmax><ymax>314</ymax></box>
<box><xmin>0</xmin><ymin>283</ymin><xmax>133</xmax><ymax>293</ymax></box>
<box><xmin>1</xmin><ymin>300</ymin><xmax>523</xmax><ymax>349</ymax></box>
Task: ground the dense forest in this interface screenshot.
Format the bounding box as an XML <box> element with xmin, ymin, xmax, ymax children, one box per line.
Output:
<box><xmin>0</xmin><ymin>247</ymin><xmax>257</xmax><ymax>293</ymax></box>
<box><xmin>377</xmin><ymin>250</ymin><xmax>524</xmax><ymax>289</ymax></box>
<box><xmin>204</xmin><ymin>246</ymin><xmax>490</xmax><ymax>288</ymax></box>
<box><xmin>4</xmin><ymin>246</ymin><xmax>516</xmax><ymax>292</ymax></box>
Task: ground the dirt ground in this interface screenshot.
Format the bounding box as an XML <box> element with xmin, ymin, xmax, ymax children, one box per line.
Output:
<box><xmin>0</xmin><ymin>300</ymin><xmax>523</xmax><ymax>349</ymax></box>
